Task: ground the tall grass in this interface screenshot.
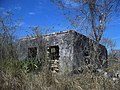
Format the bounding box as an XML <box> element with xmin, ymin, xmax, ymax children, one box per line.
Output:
<box><xmin>0</xmin><ymin>59</ymin><xmax>120</xmax><ymax>90</ymax></box>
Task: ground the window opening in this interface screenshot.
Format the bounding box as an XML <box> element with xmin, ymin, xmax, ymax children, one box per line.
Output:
<box><xmin>49</xmin><ymin>46</ymin><xmax>59</xmax><ymax>60</ymax></box>
<box><xmin>48</xmin><ymin>46</ymin><xmax>60</xmax><ymax>73</ymax></box>
<box><xmin>28</xmin><ymin>47</ymin><xmax>37</xmax><ymax>58</ymax></box>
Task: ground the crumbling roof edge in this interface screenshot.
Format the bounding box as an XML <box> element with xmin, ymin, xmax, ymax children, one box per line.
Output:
<box><xmin>20</xmin><ymin>30</ymin><xmax>76</xmax><ymax>41</ymax></box>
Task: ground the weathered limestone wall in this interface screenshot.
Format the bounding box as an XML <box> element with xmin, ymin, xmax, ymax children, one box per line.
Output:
<box><xmin>18</xmin><ymin>30</ymin><xmax>108</xmax><ymax>74</ymax></box>
<box><xmin>72</xmin><ymin>31</ymin><xmax>108</xmax><ymax>69</ymax></box>
<box><xmin>44</xmin><ymin>31</ymin><xmax>75</xmax><ymax>74</ymax></box>
<box><xmin>17</xmin><ymin>37</ymin><xmax>42</xmax><ymax>60</ymax></box>
<box><xmin>18</xmin><ymin>31</ymin><xmax>75</xmax><ymax>74</ymax></box>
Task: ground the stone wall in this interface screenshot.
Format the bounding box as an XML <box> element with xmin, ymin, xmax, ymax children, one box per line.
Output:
<box><xmin>18</xmin><ymin>30</ymin><xmax>108</xmax><ymax>74</ymax></box>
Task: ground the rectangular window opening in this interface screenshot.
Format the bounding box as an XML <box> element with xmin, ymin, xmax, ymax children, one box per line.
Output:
<box><xmin>49</xmin><ymin>46</ymin><xmax>59</xmax><ymax>60</ymax></box>
<box><xmin>28</xmin><ymin>47</ymin><xmax>37</xmax><ymax>58</ymax></box>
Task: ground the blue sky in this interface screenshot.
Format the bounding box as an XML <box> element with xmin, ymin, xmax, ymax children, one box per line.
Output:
<box><xmin>0</xmin><ymin>0</ymin><xmax>120</xmax><ymax>49</ymax></box>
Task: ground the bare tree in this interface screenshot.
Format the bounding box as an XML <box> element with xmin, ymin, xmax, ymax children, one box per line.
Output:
<box><xmin>101</xmin><ymin>37</ymin><xmax>116</xmax><ymax>63</ymax></box>
<box><xmin>20</xmin><ymin>26</ymin><xmax>48</xmax><ymax>72</ymax></box>
<box><xmin>0</xmin><ymin>11</ymin><xmax>18</xmax><ymax>60</ymax></box>
<box><xmin>101</xmin><ymin>37</ymin><xmax>116</xmax><ymax>52</ymax></box>
<box><xmin>51</xmin><ymin>0</ymin><xmax>120</xmax><ymax>68</ymax></box>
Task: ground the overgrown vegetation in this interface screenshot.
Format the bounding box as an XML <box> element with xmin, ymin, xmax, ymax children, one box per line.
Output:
<box><xmin>0</xmin><ymin>59</ymin><xmax>120</xmax><ymax>90</ymax></box>
<box><xmin>0</xmin><ymin>1</ymin><xmax>120</xmax><ymax>90</ymax></box>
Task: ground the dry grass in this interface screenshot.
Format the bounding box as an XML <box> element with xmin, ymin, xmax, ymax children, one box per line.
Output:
<box><xmin>0</xmin><ymin>59</ymin><xmax>120</xmax><ymax>90</ymax></box>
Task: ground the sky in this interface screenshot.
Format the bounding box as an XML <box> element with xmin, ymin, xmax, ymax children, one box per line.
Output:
<box><xmin>0</xmin><ymin>0</ymin><xmax>120</xmax><ymax>49</ymax></box>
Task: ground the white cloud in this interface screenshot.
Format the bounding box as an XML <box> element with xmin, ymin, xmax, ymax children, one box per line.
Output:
<box><xmin>28</xmin><ymin>12</ymin><xmax>35</xmax><ymax>15</ymax></box>
<box><xmin>63</xmin><ymin>0</ymin><xmax>79</xmax><ymax>8</ymax></box>
<box><xmin>2</xmin><ymin>11</ymin><xmax>11</xmax><ymax>16</ymax></box>
<box><xmin>15</xmin><ymin>21</ymin><xmax>24</xmax><ymax>27</ymax></box>
<box><xmin>14</xmin><ymin>6</ymin><xmax>22</xmax><ymax>10</ymax></box>
<box><xmin>18</xmin><ymin>22</ymin><xmax>24</xmax><ymax>26</ymax></box>
<box><xmin>0</xmin><ymin>7</ymin><xmax>5</xmax><ymax>10</ymax></box>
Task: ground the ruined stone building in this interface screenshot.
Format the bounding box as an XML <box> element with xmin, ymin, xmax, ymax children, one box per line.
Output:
<box><xmin>18</xmin><ymin>30</ymin><xmax>107</xmax><ymax>74</ymax></box>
